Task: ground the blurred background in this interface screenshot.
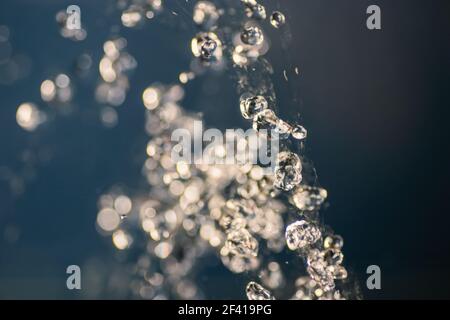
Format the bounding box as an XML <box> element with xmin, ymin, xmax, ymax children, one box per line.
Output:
<box><xmin>0</xmin><ymin>0</ymin><xmax>449</xmax><ymax>299</ymax></box>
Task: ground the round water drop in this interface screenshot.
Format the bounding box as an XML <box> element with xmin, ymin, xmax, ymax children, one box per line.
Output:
<box><xmin>270</xmin><ymin>11</ymin><xmax>285</xmax><ymax>28</ymax></box>
<box><xmin>291</xmin><ymin>186</ymin><xmax>327</xmax><ymax>211</ymax></box>
<box><xmin>191</xmin><ymin>32</ymin><xmax>223</xmax><ymax>63</ymax></box>
<box><xmin>16</xmin><ymin>102</ymin><xmax>45</xmax><ymax>131</ymax></box>
<box><xmin>245</xmin><ymin>4</ymin><xmax>266</xmax><ymax>20</ymax></box>
<box><xmin>200</xmin><ymin>39</ymin><xmax>217</xmax><ymax>59</ymax></box>
<box><xmin>240</xmin><ymin>95</ymin><xmax>268</xmax><ymax>119</ymax></box>
<box><xmin>241</xmin><ymin>26</ymin><xmax>264</xmax><ymax>46</ymax></box>
<box><xmin>274</xmin><ymin>151</ymin><xmax>302</xmax><ymax>191</ymax></box>
<box><xmin>193</xmin><ymin>1</ymin><xmax>220</xmax><ymax>29</ymax></box>
<box><xmin>285</xmin><ymin>220</ymin><xmax>321</xmax><ymax>250</ymax></box>
<box><xmin>225</xmin><ymin>228</ymin><xmax>258</xmax><ymax>257</ymax></box>
<box><xmin>291</xmin><ymin>124</ymin><xmax>307</xmax><ymax>140</ymax></box>
<box><xmin>324</xmin><ymin>234</ymin><xmax>344</xmax><ymax>250</ymax></box>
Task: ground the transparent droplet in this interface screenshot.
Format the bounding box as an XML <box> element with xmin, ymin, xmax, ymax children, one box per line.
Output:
<box><xmin>191</xmin><ymin>32</ymin><xmax>223</xmax><ymax>63</ymax></box>
<box><xmin>112</xmin><ymin>229</ymin><xmax>132</xmax><ymax>250</ymax></box>
<box><xmin>285</xmin><ymin>220</ymin><xmax>321</xmax><ymax>250</ymax></box>
<box><xmin>40</xmin><ymin>74</ymin><xmax>73</xmax><ymax>104</ymax></box>
<box><xmin>246</xmin><ymin>281</ymin><xmax>275</xmax><ymax>300</ymax></box>
<box><xmin>240</xmin><ymin>26</ymin><xmax>264</xmax><ymax>46</ymax></box>
<box><xmin>40</xmin><ymin>79</ymin><xmax>56</xmax><ymax>102</ymax></box>
<box><xmin>260</xmin><ymin>261</ymin><xmax>284</xmax><ymax>289</ymax></box>
<box><xmin>274</xmin><ymin>151</ymin><xmax>302</xmax><ymax>191</ymax></box>
<box><xmin>270</xmin><ymin>11</ymin><xmax>285</xmax><ymax>28</ymax></box>
<box><xmin>16</xmin><ymin>102</ymin><xmax>45</xmax><ymax>131</ymax></box>
<box><xmin>121</xmin><ymin>6</ymin><xmax>144</xmax><ymax>28</ymax></box>
<box><xmin>323</xmin><ymin>248</ymin><xmax>344</xmax><ymax>266</ymax></box>
<box><xmin>245</xmin><ymin>4</ymin><xmax>266</xmax><ymax>20</ymax></box>
<box><xmin>275</xmin><ymin>119</ymin><xmax>293</xmax><ymax>139</ymax></box>
<box><xmin>252</xmin><ymin>109</ymin><xmax>278</xmax><ymax>132</ymax></box>
<box><xmin>333</xmin><ymin>265</ymin><xmax>348</xmax><ymax>280</ymax></box>
<box><xmin>200</xmin><ymin>39</ymin><xmax>217</xmax><ymax>59</ymax></box>
<box><xmin>307</xmin><ymin>249</ymin><xmax>335</xmax><ymax>292</ymax></box>
<box><xmin>324</xmin><ymin>234</ymin><xmax>344</xmax><ymax>250</ymax></box>
<box><xmin>225</xmin><ymin>228</ymin><xmax>258</xmax><ymax>257</ymax></box>
<box><xmin>291</xmin><ymin>125</ymin><xmax>307</xmax><ymax>140</ymax></box>
<box><xmin>193</xmin><ymin>1</ymin><xmax>220</xmax><ymax>29</ymax></box>
<box><xmin>291</xmin><ymin>186</ymin><xmax>327</xmax><ymax>211</ymax></box>
<box><xmin>240</xmin><ymin>95</ymin><xmax>268</xmax><ymax>119</ymax></box>
<box><xmin>100</xmin><ymin>107</ymin><xmax>118</xmax><ymax>128</ymax></box>
<box><xmin>219</xmin><ymin>208</ymin><xmax>247</xmax><ymax>232</ymax></box>
<box><xmin>97</xmin><ymin>208</ymin><xmax>120</xmax><ymax>232</ymax></box>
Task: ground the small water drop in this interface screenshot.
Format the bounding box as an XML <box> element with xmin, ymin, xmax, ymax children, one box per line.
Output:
<box><xmin>240</xmin><ymin>95</ymin><xmax>268</xmax><ymax>119</ymax></box>
<box><xmin>193</xmin><ymin>1</ymin><xmax>220</xmax><ymax>29</ymax></box>
<box><xmin>246</xmin><ymin>281</ymin><xmax>275</xmax><ymax>300</ymax></box>
<box><xmin>274</xmin><ymin>151</ymin><xmax>302</xmax><ymax>191</ymax></box>
<box><xmin>200</xmin><ymin>39</ymin><xmax>217</xmax><ymax>59</ymax></box>
<box><xmin>291</xmin><ymin>125</ymin><xmax>307</xmax><ymax>140</ymax></box>
<box><xmin>291</xmin><ymin>186</ymin><xmax>327</xmax><ymax>211</ymax></box>
<box><xmin>285</xmin><ymin>220</ymin><xmax>321</xmax><ymax>250</ymax></box>
<box><xmin>240</xmin><ymin>26</ymin><xmax>264</xmax><ymax>46</ymax></box>
<box><xmin>245</xmin><ymin>4</ymin><xmax>266</xmax><ymax>20</ymax></box>
<box><xmin>270</xmin><ymin>11</ymin><xmax>285</xmax><ymax>28</ymax></box>
<box><xmin>225</xmin><ymin>228</ymin><xmax>258</xmax><ymax>257</ymax></box>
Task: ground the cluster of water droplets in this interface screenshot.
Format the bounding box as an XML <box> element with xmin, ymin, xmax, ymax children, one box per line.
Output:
<box><xmin>5</xmin><ymin>0</ymin><xmax>358</xmax><ymax>299</ymax></box>
<box><xmin>120</xmin><ymin>0</ymin><xmax>163</xmax><ymax>28</ymax></box>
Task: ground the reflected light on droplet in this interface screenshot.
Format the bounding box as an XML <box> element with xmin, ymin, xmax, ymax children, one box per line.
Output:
<box><xmin>40</xmin><ymin>80</ymin><xmax>56</xmax><ymax>102</ymax></box>
<box><xmin>114</xmin><ymin>195</ymin><xmax>132</xmax><ymax>215</ymax></box>
<box><xmin>142</xmin><ymin>86</ymin><xmax>160</xmax><ymax>110</ymax></box>
<box><xmin>112</xmin><ymin>230</ymin><xmax>131</xmax><ymax>250</ymax></box>
<box><xmin>16</xmin><ymin>102</ymin><xmax>44</xmax><ymax>131</ymax></box>
<box><xmin>97</xmin><ymin>208</ymin><xmax>121</xmax><ymax>232</ymax></box>
<box><xmin>154</xmin><ymin>241</ymin><xmax>173</xmax><ymax>259</ymax></box>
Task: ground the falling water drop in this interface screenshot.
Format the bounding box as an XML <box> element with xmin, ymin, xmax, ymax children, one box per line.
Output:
<box><xmin>270</xmin><ymin>11</ymin><xmax>285</xmax><ymax>28</ymax></box>
<box><xmin>240</xmin><ymin>95</ymin><xmax>268</xmax><ymax>119</ymax></box>
<box><xmin>240</xmin><ymin>26</ymin><xmax>264</xmax><ymax>46</ymax></box>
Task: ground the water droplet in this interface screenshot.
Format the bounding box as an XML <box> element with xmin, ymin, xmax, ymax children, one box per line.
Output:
<box><xmin>240</xmin><ymin>95</ymin><xmax>268</xmax><ymax>119</ymax></box>
<box><xmin>225</xmin><ymin>228</ymin><xmax>258</xmax><ymax>257</ymax></box>
<box><xmin>219</xmin><ymin>207</ymin><xmax>247</xmax><ymax>232</ymax></box>
<box><xmin>333</xmin><ymin>266</ymin><xmax>348</xmax><ymax>280</ymax></box>
<box><xmin>285</xmin><ymin>220</ymin><xmax>321</xmax><ymax>250</ymax></box>
<box><xmin>291</xmin><ymin>125</ymin><xmax>307</xmax><ymax>140</ymax></box>
<box><xmin>200</xmin><ymin>39</ymin><xmax>217</xmax><ymax>59</ymax></box>
<box><xmin>241</xmin><ymin>26</ymin><xmax>264</xmax><ymax>46</ymax></box>
<box><xmin>191</xmin><ymin>32</ymin><xmax>223</xmax><ymax>63</ymax></box>
<box><xmin>245</xmin><ymin>4</ymin><xmax>266</xmax><ymax>20</ymax></box>
<box><xmin>270</xmin><ymin>11</ymin><xmax>285</xmax><ymax>28</ymax></box>
<box><xmin>291</xmin><ymin>186</ymin><xmax>327</xmax><ymax>211</ymax></box>
<box><xmin>121</xmin><ymin>6</ymin><xmax>144</xmax><ymax>28</ymax></box>
<box><xmin>193</xmin><ymin>1</ymin><xmax>220</xmax><ymax>29</ymax></box>
<box><xmin>323</xmin><ymin>248</ymin><xmax>344</xmax><ymax>266</ymax></box>
<box><xmin>275</xmin><ymin>119</ymin><xmax>292</xmax><ymax>139</ymax></box>
<box><xmin>307</xmin><ymin>249</ymin><xmax>335</xmax><ymax>291</ymax></box>
<box><xmin>16</xmin><ymin>102</ymin><xmax>45</xmax><ymax>131</ymax></box>
<box><xmin>324</xmin><ymin>234</ymin><xmax>344</xmax><ymax>250</ymax></box>
<box><xmin>252</xmin><ymin>109</ymin><xmax>278</xmax><ymax>132</ymax></box>
<box><xmin>274</xmin><ymin>151</ymin><xmax>302</xmax><ymax>191</ymax></box>
<box><xmin>246</xmin><ymin>281</ymin><xmax>275</xmax><ymax>300</ymax></box>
